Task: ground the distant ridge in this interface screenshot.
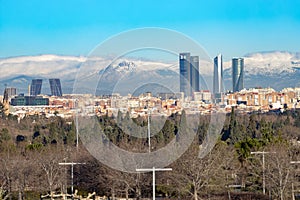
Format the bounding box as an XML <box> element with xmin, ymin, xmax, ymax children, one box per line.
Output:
<box><xmin>1</xmin><ymin>51</ymin><xmax>300</xmax><ymax>94</ymax></box>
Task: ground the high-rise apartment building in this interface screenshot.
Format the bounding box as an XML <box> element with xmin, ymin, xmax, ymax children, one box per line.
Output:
<box><xmin>213</xmin><ymin>54</ymin><xmax>223</xmax><ymax>94</ymax></box>
<box><xmin>30</xmin><ymin>79</ymin><xmax>43</xmax><ymax>96</ymax></box>
<box><xmin>49</xmin><ymin>78</ymin><xmax>63</xmax><ymax>96</ymax></box>
<box><xmin>179</xmin><ymin>53</ymin><xmax>200</xmax><ymax>97</ymax></box>
<box><xmin>232</xmin><ymin>58</ymin><xmax>244</xmax><ymax>92</ymax></box>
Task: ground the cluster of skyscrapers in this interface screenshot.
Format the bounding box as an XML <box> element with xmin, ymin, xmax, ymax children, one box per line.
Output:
<box><xmin>179</xmin><ymin>53</ymin><xmax>245</xmax><ymax>99</ymax></box>
<box><xmin>179</xmin><ymin>53</ymin><xmax>200</xmax><ymax>97</ymax></box>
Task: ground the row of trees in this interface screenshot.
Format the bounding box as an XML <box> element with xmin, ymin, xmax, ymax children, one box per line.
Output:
<box><xmin>0</xmin><ymin>102</ymin><xmax>300</xmax><ymax>199</ymax></box>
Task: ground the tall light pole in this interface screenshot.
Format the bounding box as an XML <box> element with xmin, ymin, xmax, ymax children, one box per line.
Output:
<box><xmin>58</xmin><ymin>162</ymin><xmax>86</xmax><ymax>198</ymax></box>
<box><xmin>147</xmin><ymin>108</ymin><xmax>151</xmax><ymax>153</ymax></box>
<box><xmin>251</xmin><ymin>151</ymin><xmax>275</xmax><ymax>195</ymax></box>
<box><xmin>291</xmin><ymin>161</ymin><xmax>300</xmax><ymax>164</ymax></box>
<box><xmin>136</xmin><ymin>167</ymin><xmax>172</xmax><ymax>200</ymax></box>
<box><xmin>75</xmin><ymin>105</ymin><xmax>79</xmax><ymax>151</ymax></box>
<box><xmin>291</xmin><ymin>161</ymin><xmax>300</xmax><ymax>200</ymax></box>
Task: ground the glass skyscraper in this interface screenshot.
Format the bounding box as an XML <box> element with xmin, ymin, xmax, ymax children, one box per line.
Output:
<box><xmin>213</xmin><ymin>54</ymin><xmax>223</xmax><ymax>94</ymax></box>
<box><xmin>190</xmin><ymin>56</ymin><xmax>200</xmax><ymax>93</ymax></box>
<box><xmin>30</xmin><ymin>79</ymin><xmax>43</xmax><ymax>96</ymax></box>
<box><xmin>179</xmin><ymin>53</ymin><xmax>199</xmax><ymax>97</ymax></box>
<box><xmin>179</xmin><ymin>53</ymin><xmax>191</xmax><ymax>97</ymax></box>
<box><xmin>232</xmin><ymin>58</ymin><xmax>244</xmax><ymax>92</ymax></box>
<box><xmin>49</xmin><ymin>78</ymin><xmax>63</xmax><ymax>96</ymax></box>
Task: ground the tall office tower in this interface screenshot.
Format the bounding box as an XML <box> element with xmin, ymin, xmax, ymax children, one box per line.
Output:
<box><xmin>5</xmin><ymin>87</ymin><xmax>17</xmax><ymax>97</ymax></box>
<box><xmin>190</xmin><ymin>56</ymin><xmax>200</xmax><ymax>93</ymax></box>
<box><xmin>213</xmin><ymin>54</ymin><xmax>223</xmax><ymax>94</ymax></box>
<box><xmin>232</xmin><ymin>58</ymin><xmax>244</xmax><ymax>92</ymax></box>
<box><xmin>179</xmin><ymin>53</ymin><xmax>191</xmax><ymax>97</ymax></box>
<box><xmin>2</xmin><ymin>87</ymin><xmax>9</xmax><ymax>116</ymax></box>
<box><xmin>30</xmin><ymin>79</ymin><xmax>43</xmax><ymax>96</ymax></box>
<box><xmin>3</xmin><ymin>87</ymin><xmax>8</xmax><ymax>103</ymax></box>
<box><xmin>49</xmin><ymin>78</ymin><xmax>63</xmax><ymax>96</ymax></box>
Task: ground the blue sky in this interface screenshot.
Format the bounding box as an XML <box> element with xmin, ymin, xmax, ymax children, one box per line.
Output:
<box><xmin>0</xmin><ymin>0</ymin><xmax>300</xmax><ymax>60</ymax></box>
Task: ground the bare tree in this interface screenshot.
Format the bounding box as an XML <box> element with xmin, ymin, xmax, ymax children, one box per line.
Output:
<box><xmin>33</xmin><ymin>145</ymin><xmax>68</xmax><ymax>197</ymax></box>
<box><xmin>0</xmin><ymin>182</ymin><xmax>9</xmax><ymax>200</ymax></box>
<box><xmin>0</xmin><ymin>148</ymin><xmax>17</xmax><ymax>200</ymax></box>
<box><xmin>91</xmin><ymin>162</ymin><xmax>149</xmax><ymax>200</ymax></box>
<box><xmin>10</xmin><ymin>153</ymin><xmax>34</xmax><ymax>200</ymax></box>
<box><xmin>171</xmin><ymin>141</ymin><xmax>230</xmax><ymax>200</ymax></box>
<box><xmin>265</xmin><ymin>143</ymin><xmax>293</xmax><ymax>200</ymax></box>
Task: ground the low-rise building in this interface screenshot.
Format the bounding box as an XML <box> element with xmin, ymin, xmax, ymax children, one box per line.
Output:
<box><xmin>11</xmin><ymin>95</ymin><xmax>49</xmax><ymax>106</ymax></box>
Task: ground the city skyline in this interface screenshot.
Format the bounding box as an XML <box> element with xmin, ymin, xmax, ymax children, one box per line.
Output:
<box><xmin>1</xmin><ymin>1</ymin><xmax>300</xmax><ymax>199</ymax></box>
<box><xmin>1</xmin><ymin>1</ymin><xmax>300</xmax><ymax>60</ymax></box>
<box><xmin>1</xmin><ymin>50</ymin><xmax>300</xmax><ymax>96</ymax></box>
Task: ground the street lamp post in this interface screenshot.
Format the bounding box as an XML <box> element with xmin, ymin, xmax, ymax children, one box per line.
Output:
<box><xmin>290</xmin><ymin>161</ymin><xmax>300</xmax><ymax>200</ymax></box>
<box><xmin>291</xmin><ymin>161</ymin><xmax>300</xmax><ymax>164</ymax></box>
<box><xmin>75</xmin><ymin>99</ymin><xmax>80</xmax><ymax>151</ymax></box>
<box><xmin>58</xmin><ymin>162</ymin><xmax>86</xmax><ymax>198</ymax></box>
<box><xmin>136</xmin><ymin>167</ymin><xmax>172</xmax><ymax>200</ymax></box>
<box><xmin>147</xmin><ymin>108</ymin><xmax>151</xmax><ymax>153</ymax></box>
<box><xmin>251</xmin><ymin>151</ymin><xmax>275</xmax><ymax>195</ymax></box>
<box><xmin>76</xmin><ymin>109</ymin><xmax>79</xmax><ymax>150</ymax></box>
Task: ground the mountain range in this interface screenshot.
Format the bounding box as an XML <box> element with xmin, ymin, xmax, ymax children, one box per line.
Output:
<box><xmin>0</xmin><ymin>51</ymin><xmax>300</xmax><ymax>96</ymax></box>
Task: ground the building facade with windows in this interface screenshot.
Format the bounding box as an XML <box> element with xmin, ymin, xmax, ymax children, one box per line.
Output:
<box><xmin>11</xmin><ymin>95</ymin><xmax>49</xmax><ymax>106</ymax></box>
<box><xmin>213</xmin><ymin>54</ymin><xmax>223</xmax><ymax>94</ymax></box>
<box><xmin>232</xmin><ymin>58</ymin><xmax>244</xmax><ymax>92</ymax></box>
<box><xmin>30</xmin><ymin>79</ymin><xmax>43</xmax><ymax>96</ymax></box>
<box><xmin>49</xmin><ymin>78</ymin><xmax>63</xmax><ymax>96</ymax></box>
<box><xmin>179</xmin><ymin>53</ymin><xmax>200</xmax><ymax>97</ymax></box>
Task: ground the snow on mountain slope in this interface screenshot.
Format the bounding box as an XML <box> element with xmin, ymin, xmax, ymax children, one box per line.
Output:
<box><xmin>0</xmin><ymin>55</ymin><xmax>84</xmax><ymax>80</ymax></box>
<box><xmin>224</xmin><ymin>51</ymin><xmax>300</xmax><ymax>75</ymax></box>
<box><xmin>1</xmin><ymin>51</ymin><xmax>300</xmax><ymax>94</ymax></box>
<box><xmin>0</xmin><ymin>54</ymin><xmax>86</xmax><ymax>65</ymax></box>
<box><xmin>0</xmin><ymin>54</ymin><xmax>180</xmax><ymax>94</ymax></box>
<box><xmin>222</xmin><ymin>51</ymin><xmax>300</xmax><ymax>91</ymax></box>
<box><xmin>2</xmin><ymin>51</ymin><xmax>299</xmax><ymax>78</ymax></box>
<box><xmin>0</xmin><ymin>55</ymin><xmax>178</xmax><ymax>79</ymax></box>
<box><xmin>244</xmin><ymin>51</ymin><xmax>299</xmax><ymax>75</ymax></box>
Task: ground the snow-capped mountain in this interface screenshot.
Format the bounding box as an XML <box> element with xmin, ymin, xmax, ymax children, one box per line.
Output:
<box><xmin>0</xmin><ymin>54</ymin><xmax>179</xmax><ymax>95</ymax></box>
<box><xmin>224</xmin><ymin>51</ymin><xmax>300</xmax><ymax>75</ymax></box>
<box><xmin>1</xmin><ymin>51</ymin><xmax>300</xmax><ymax>95</ymax></box>
<box><xmin>223</xmin><ymin>51</ymin><xmax>300</xmax><ymax>90</ymax></box>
